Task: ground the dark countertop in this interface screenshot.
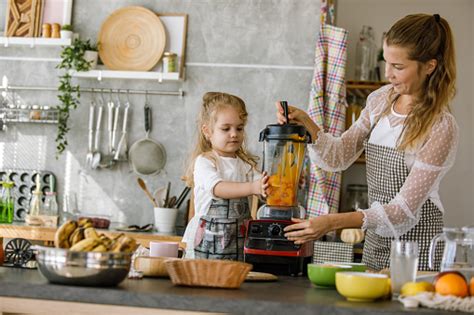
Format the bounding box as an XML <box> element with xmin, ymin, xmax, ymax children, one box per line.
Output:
<box><xmin>0</xmin><ymin>267</ymin><xmax>454</xmax><ymax>315</ymax></box>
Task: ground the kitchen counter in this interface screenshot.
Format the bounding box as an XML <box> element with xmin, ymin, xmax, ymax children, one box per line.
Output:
<box><xmin>0</xmin><ymin>267</ymin><xmax>455</xmax><ymax>315</ymax></box>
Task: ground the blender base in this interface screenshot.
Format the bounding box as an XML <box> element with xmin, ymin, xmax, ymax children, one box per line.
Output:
<box><xmin>245</xmin><ymin>254</ymin><xmax>311</xmax><ymax>276</ymax></box>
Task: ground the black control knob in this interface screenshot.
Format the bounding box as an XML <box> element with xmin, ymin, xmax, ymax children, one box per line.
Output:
<box><xmin>250</xmin><ymin>224</ymin><xmax>262</xmax><ymax>234</ymax></box>
<box><xmin>268</xmin><ymin>223</ymin><xmax>281</xmax><ymax>236</ymax></box>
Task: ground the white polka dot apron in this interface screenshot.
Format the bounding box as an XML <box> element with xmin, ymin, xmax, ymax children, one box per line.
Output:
<box><xmin>194</xmin><ymin>197</ymin><xmax>250</xmax><ymax>261</ymax></box>
<box><xmin>362</xmin><ymin>140</ymin><xmax>444</xmax><ymax>271</ymax></box>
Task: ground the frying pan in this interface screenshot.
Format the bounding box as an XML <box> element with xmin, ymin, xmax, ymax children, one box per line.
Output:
<box><xmin>128</xmin><ymin>102</ymin><xmax>166</xmax><ymax>176</ymax></box>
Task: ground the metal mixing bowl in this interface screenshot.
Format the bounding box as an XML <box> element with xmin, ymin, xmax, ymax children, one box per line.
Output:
<box><xmin>33</xmin><ymin>246</ymin><xmax>132</xmax><ymax>286</ymax></box>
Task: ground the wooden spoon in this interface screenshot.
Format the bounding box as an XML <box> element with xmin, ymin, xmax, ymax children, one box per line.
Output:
<box><xmin>137</xmin><ymin>177</ymin><xmax>158</xmax><ymax>207</ymax></box>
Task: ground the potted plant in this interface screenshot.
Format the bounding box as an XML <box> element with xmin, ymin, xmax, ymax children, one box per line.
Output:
<box><xmin>60</xmin><ymin>24</ymin><xmax>73</xmax><ymax>39</ymax></box>
<box><xmin>82</xmin><ymin>40</ymin><xmax>99</xmax><ymax>70</ymax></box>
<box><xmin>55</xmin><ymin>38</ymin><xmax>98</xmax><ymax>156</ymax></box>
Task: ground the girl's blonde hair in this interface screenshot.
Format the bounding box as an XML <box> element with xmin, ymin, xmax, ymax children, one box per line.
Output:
<box><xmin>184</xmin><ymin>92</ymin><xmax>258</xmax><ymax>186</ymax></box>
<box><xmin>384</xmin><ymin>13</ymin><xmax>456</xmax><ymax>150</ymax></box>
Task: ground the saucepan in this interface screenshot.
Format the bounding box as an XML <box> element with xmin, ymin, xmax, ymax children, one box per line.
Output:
<box><xmin>129</xmin><ymin>101</ymin><xmax>166</xmax><ymax>176</ymax></box>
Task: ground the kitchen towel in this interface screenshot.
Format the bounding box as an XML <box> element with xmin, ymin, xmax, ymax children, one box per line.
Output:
<box><xmin>313</xmin><ymin>241</ymin><xmax>354</xmax><ymax>264</ymax></box>
<box><xmin>306</xmin><ymin>23</ymin><xmax>348</xmax><ymax>217</ymax></box>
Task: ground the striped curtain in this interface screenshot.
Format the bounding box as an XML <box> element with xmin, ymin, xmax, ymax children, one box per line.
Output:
<box><xmin>306</xmin><ymin>23</ymin><xmax>348</xmax><ymax>217</ymax></box>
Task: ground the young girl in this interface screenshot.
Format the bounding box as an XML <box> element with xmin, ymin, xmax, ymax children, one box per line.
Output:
<box><xmin>183</xmin><ymin>92</ymin><xmax>268</xmax><ymax>260</ymax></box>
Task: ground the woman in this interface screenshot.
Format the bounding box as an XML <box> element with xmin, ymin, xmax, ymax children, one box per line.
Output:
<box><xmin>276</xmin><ymin>13</ymin><xmax>458</xmax><ymax>271</ymax></box>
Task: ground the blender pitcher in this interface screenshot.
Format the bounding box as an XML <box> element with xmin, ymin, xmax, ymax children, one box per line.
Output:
<box><xmin>258</xmin><ymin>101</ymin><xmax>311</xmax><ymax>218</ymax></box>
<box><xmin>429</xmin><ymin>227</ymin><xmax>474</xmax><ymax>278</ymax></box>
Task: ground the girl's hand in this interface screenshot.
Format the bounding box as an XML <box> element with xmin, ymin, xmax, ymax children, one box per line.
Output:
<box><xmin>283</xmin><ymin>216</ymin><xmax>332</xmax><ymax>245</ymax></box>
<box><xmin>261</xmin><ymin>172</ymin><xmax>269</xmax><ymax>198</ymax></box>
<box><xmin>252</xmin><ymin>172</ymin><xmax>269</xmax><ymax>197</ymax></box>
<box><xmin>274</xmin><ymin>102</ymin><xmax>320</xmax><ymax>140</ymax></box>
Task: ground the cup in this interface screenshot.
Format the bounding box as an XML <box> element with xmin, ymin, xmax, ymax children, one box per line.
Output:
<box><xmin>153</xmin><ymin>207</ymin><xmax>178</xmax><ymax>234</ymax></box>
<box><xmin>149</xmin><ymin>241</ymin><xmax>179</xmax><ymax>258</ymax></box>
<box><xmin>390</xmin><ymin>240</ymin><xmax>419</xmax><ymax>297</ymax></box>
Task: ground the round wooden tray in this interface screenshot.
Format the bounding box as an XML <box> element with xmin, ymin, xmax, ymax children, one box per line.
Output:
<box><xmin>98</xmin><ymin>6</ymin><xmax>166</xmax><ymax>71</ymax></box>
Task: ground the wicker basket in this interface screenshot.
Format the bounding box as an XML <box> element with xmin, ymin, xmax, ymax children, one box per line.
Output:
<box><xmin>164</xmin><ymin>259</ymin><xmax>252</xmax><ymax>289</ymax></box>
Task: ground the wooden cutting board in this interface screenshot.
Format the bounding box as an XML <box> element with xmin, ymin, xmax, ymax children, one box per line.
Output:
<box><xmin>5</xmin><ymin>0</ymin><xmax>42</xmax><ymax>37</ymax></box>
<box><xmin>245</xmin><ymin>271</ymin><xmax>278</xmax><ymax>282</ymax></box>
<box><xmin>98</xmin><ymin>6</ymin><xmax>166</xmax><ymax>71</ymax></box>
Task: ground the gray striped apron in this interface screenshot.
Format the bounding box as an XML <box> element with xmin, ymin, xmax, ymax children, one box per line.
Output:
<box><xmin>362</xmin><ymin>139</ymin><xmax>444</xmax><ymax>271</ymax></box>
<box><xmin>194</xmin><ymin>197</ymin><xmax>250</xmax><ymax>261</ymax></box>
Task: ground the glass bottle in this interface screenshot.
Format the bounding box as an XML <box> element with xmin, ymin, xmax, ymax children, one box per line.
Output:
<box><xmin>0</xmin><ymin>181</ymin><xmax>15</xmax><ymax>223</ymax></box>
<box><xmin>377</xmin><ymin>32</ymin><xmax>387</xmax><ymax>81</ymax></box>
<box><xmin>345</xmin><ymin>95</ymin><xmax>362</xmax><ymax>130</ymax></box>
<box><xmin>43</xmin><ymin>192</ymin><xmax>58</xmax><ymax>216</ymax></box>
<box><xmin>367</xmin><ymin>26</ymin><xmax>378</xmax><ymax>81</ymax></box>
<box><xmin>355</xmin><ymin>25</ymin><xmax>377</xmax><ymax>81</ymax></box>
<box><xmin>345</xmin><ymin>184</ymin><xmax>368</xmax><ymax>212</ymax></box>
<box><xmin>29</xmin><ymin>191</ymin><xmax>44</xmax><ymax>216</ymax></box>
<box><xmin>59</xmin><ymin>193</ymin><xmax>79</xmax><ymax>224</ymax></box>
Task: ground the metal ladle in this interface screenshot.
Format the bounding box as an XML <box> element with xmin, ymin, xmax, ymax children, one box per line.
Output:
<box><xmin>91</xmin><ymin>90</ymin><xmax>104</xmax><ymax>169</ymax></box>
<box><xmin>99</xmin><ymin>89</ymin><xmax>118</xmax><ymax>168</ymax></box>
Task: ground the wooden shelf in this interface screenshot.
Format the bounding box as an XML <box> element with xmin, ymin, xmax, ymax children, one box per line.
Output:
<box><xmin>0</xmin><ymin>37</ymin><xmax>71</xmax><ymax>47</ymax></box>
<box><xmin>70</xmin><ymin>69</ymin><xmax>182</xmax><ymax>82</ymax></box>
<box><xmin>346</xmin><ymin>80</ymin><xmax>388</xmax><ymax>99</ymax></box>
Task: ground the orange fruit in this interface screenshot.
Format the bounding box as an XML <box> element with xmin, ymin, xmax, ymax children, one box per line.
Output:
<box><xmin>434</xmin><ymin>272</ymin><xmax>469</xmax><ymax>298</ymax></box>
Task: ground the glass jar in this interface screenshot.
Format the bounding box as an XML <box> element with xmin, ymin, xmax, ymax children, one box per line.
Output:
<box><xmin>19</xmin><ymin>104</ymin><xmax>30</xmax><ymax>121</ymax></box>
<box><xmin>345</xmin><ymin>184</ymin><xmax>368</xmax><ymax>212</ymax></box>
<box><xmin>41</xmin><ymin>106</ymin><xmax>50</xmax><ymax>120</ymax></box>
<box><xmin>30</xmin><ymin>105</ymin><xmax>42</xmax><ymax>120</ymax></box>
<box><xmin>162</xmin><ymin>52</ymin><xmax>177</xmax><ymax>73</ymax></box>
<box><xmin>43</xmin><ymin>191</ymin><xmax>58</xmax><ymax>216</ymax></box>
<box><xmin>0</xmin><ymin>181</ymin><xmax>15</xmax><ymax>223</ymax></box>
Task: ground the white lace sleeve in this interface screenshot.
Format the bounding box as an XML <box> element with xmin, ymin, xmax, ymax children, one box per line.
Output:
<box><xmin>359</xmin><ymin>113</ymin><xmax>459</xmax><ymax>238</ymax></box>
<box><xmin>307</xmin><ymin>85</ymin><xmax>390</xmax><ymax>171</ymax></box>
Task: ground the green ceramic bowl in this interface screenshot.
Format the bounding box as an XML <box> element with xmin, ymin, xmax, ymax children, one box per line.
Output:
<box><xmin>324</xmin><ymin>262</ymin><xmax>367</xmax><ymax>272</ymax></box>
<box><xmin>307</xmin><ymin>263</ymin><xmax>352</xmax><ymax>287</ymax></box>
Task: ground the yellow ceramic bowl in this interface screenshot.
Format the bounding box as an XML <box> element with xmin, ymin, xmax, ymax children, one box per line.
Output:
<box><xmin>336</xmin><ymin>272</ymin><xmax>390</xmax><ymax>302</ymax></box>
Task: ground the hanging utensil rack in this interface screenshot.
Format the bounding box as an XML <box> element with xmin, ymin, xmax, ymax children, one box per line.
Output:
<box><xmin>0</xmin><ymin>81</ymin><xmax>184</xmax><ymax>127</ymax></box>
<box><xmin>3</xmin><ymin>85</ymin><xmax>185</xmax><ymax>97</ymax></box>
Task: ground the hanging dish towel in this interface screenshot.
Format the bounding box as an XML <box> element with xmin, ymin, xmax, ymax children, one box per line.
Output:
<box><xmin>306</xmin><ymin>23</ymin><xmax>348</xmax><ymax>217</ymax></box>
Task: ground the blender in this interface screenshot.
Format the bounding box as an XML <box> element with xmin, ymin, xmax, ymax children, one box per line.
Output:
<box><xmin>244</xmin><ymin>101</ymin><xmax>313</xmax><ymax>276</ymax></box>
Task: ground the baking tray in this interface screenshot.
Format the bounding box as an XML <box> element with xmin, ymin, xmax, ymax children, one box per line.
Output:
<box><xmin>0</xmin><ymin>169</ymin><xmax>56</xmax><ymax>221</ymax></box>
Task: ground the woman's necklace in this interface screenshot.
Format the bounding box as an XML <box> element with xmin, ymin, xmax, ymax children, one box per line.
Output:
<box><xmin>393</xmin><ymin>96</ymin><xmax>413</xmax><ymax>115</ymax></box>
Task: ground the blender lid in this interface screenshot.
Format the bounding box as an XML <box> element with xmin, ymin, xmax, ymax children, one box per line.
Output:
<box><xmin>259</xmin><ymin>124</ymin><xmax>311</xmax><ymax>142</ymax></box>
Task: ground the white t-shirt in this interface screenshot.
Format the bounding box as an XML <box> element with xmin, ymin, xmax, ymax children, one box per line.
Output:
<box><xmin>308</xmin><ymin>84</ymin><xmax>459</xmax><ymax>238</ymax></box>
<box><xmin>182</xmin><ymin>153</ymin><xmax>258</xmax><ymax>258</ymax></box>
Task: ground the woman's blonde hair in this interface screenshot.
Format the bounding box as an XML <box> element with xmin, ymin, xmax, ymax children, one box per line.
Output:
<box><xmin>385</xmin><ymin>13</ymin><xmax>456</xmax><ymax>150</ymax></box>
<box><xmin>184</xmin><ymin>92</ymin><xmax>258</xmax><ymax>186</ymax></box>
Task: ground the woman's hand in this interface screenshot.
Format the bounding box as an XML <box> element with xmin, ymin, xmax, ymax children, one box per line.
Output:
<box><xmin>274</xmin><ymin>102</ymin><xmax>320</xmax><ymax>141</ymax></box>
<box><xmin>283</xmin><ymin>216</ymin><xmax>332</xmax><ymax>244</ymax></box>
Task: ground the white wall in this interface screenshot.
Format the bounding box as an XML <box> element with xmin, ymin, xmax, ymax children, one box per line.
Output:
<box><xmin>337</xmin><ymin>0</ymin><xmax>474</xmax><ymax>227</ymax></box>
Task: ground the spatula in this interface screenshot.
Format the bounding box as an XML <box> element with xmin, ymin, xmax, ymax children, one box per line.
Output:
<box><xmin>137</xmin><ymin>177</ymin><xmax>158</xmax><ymax>207</ymax></box>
